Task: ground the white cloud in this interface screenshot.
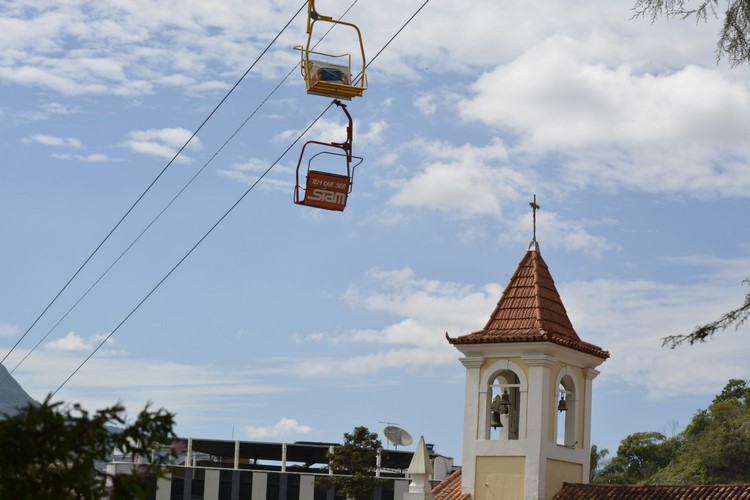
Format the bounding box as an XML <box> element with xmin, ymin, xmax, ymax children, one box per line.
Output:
<box><xmin>217</xmin><ymin>157</ymin><xmax>292</xmax><ymax>191</ymax></box>
<box><xmin>459</xmin><ymin>37</ymin><xmax>750</xmax><ymax>198</ymax></box>
<box><xmin>243</xmin><ymin>418</ymin><xmax>312</xmax><ymax>438</ymax></box>
<box><xmin>128</xmin><ymin>128</ymin><xmax>202</xmax><ymax>149</ymax></box>
<box><xmin>356</xmin><ymin>119</ymin><xmax>388</xmax><ymax>146</ymax></box>
<box><xmin>0</xmin><ymin>323</ymin><xmax>19</xmax><ymax>337</ymax></box>
<box><xmin>289</xmin><ymin>347</ymin><xmax>457</xmax><ymax>378</ymax></box>
<box><xmin>124</xmin><ymin>127</ymin><xmax>202</xmax><ymax>160</ymax></box>
<box><xmin>283</xmin><ymin>255</ymin><xmax>750</xmax><ymax>399</ymax></box>
<box><xmin>44</xmin><ymin>331</ymin><xmax>111</xmax><ymax>352</ymax></box>
<box><xmin>387</xmin><ymin>138</ymin><xmax>526</xmax><ymax>218</ymax></box>
<box><xmin>17</xmin><ymin>102</ymin><xmax>82</xmax><ymax>122</ymax></box>
<box><xmin>0</xmin><ymin>65</ymin><xmax>110</xmax><ymax>95</ymax></box>
<box><xmin>23</xmin><ymin>134</ymin><xmax>82</xmax><ymax>148</ymax></box>
<box><xmin>282</xmin><ymin>266</ymin><xmax>502</xmax><ymax>378</ymax></box>
<box><xmin>51</xmin><ymin>153</ymin><xmax>114</xmax><ymax>162</ymax></box>
<box><xmin>413</xmin><ymin>93</ymin><xmax>436</xmax><ymax>115</ymax></box>
<box><xmin>278</xmin><ymin>114</ymin><xmax>350</xmax><ymax>145</ymax></box>
<box><xmin>9</xmin><ymin>349</ymin><xmax>293</xmax><ymax>426</ymax></box>
<box><xmin>462</xmin><ymin>38</ymin><xmax>750</xmax><ymax>149</ymax></box>
<box><xmin>40</xmin><ymin>102</ymin><xmax>80</xmax><ymax>115</ymax></box>
<box><xmin>125</xmin><ymin>140</ymin><xmax>181</xmax><ymax>159</ymax></box>
<box><xmin>0</xmin><ymin>0</ymin><xmax>301</xmax><ymax>96</ymax></box>
<box><xmin>348</xmin><ymin>266</ymin><xmax>501</xmax><ymax>333</ymax></box>
<box><xmin>561</xmin><ymin>268</ymin><xmax>750</xmax><ymax>398</ymax></box>
<box><xmin>0</xmin><ymin>0</ymin><xmax>726</xmax><ymax>102</ymax></box>
<box><xmin>501</xmin><ymin>210</ymin><xmax>621</xmax><ymax>257</ymax></box>
<box><xmin>293</xmin><ymin>333</ymin><xmax>325</xmax><ymax>344</ymax></box>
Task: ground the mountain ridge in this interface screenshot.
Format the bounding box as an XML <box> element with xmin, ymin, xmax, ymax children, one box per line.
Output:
<box><xmin>0</xmin><ymin>363</ymin><xmax>37</xmax><ymax>417</ymax></box>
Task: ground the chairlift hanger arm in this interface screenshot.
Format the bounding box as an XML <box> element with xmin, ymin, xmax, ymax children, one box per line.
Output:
<box><xmin>331</xmin><ymin>100</ymin><xmax>353</xmax><ymax>161</ymax></box>
<box><xmin>307</xmin><ymin>0</ymin><xmax>333</xmax><ymax>33</ymax></box>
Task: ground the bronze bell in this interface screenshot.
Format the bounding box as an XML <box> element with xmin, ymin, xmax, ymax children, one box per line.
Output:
<box><xmin>491</xmin><ymin>411</ymin><xmax>503</xmax><ymax>428</ymax></box>
<box><xmin>499</xmin><ymin>389</ymin><xmax>511</xmax><ymax>414</ymax></box>
<box><xmin>557</xmin><ymin>395</ymin><xmax>568</xmax><ymax>412</ymax></box>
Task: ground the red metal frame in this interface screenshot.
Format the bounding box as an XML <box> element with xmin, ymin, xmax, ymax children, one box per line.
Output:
<box><xmin>294</xmin><ymin>101</ymin><xmax>363</xmax><ymax>211</ymax></box>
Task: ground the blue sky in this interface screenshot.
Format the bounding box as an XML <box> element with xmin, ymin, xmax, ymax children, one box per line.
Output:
<box><xmin>1</xmin><ymin>0</ymin><xmax>749</xmax><ymax>463</ymax></box>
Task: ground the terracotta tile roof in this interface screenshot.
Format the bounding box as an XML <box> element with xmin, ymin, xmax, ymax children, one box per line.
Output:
<box><xmin>432</xmin><ymin>469</ymin><xmax>469</xmax><ymax>500</ymax></box>
<box><xmin>447</xmin><ymin>248</ymin><xmax>609</xmax><ymax>359</ymax></box>
<box><xmin>553</xmin><ymin>482</ymin><xmax>750</xmax><ymax>499</ymax></box>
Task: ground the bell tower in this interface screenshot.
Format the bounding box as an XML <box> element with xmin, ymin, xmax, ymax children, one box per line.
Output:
<box><xmin>446</xmin><ymin>198</ymin><xmax>609</xmax><ymax>500</ymax></box>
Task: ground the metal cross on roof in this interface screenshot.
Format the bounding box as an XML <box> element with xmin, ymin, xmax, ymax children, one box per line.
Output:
<box><xmin>530</xmin><ymin>194</ymin><xmax>540</xmax><ymax>242</ymax></box>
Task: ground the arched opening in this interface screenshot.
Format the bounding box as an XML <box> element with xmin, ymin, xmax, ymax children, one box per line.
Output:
<box><xmin>489</xmin><ymin>370</ymin><xmax>521</xmax><ymax>440</ymax></box>
<box><xmin>556</xmin><ymin>370</ymin><xmax>578</xmax><ymax>447</ymax></box>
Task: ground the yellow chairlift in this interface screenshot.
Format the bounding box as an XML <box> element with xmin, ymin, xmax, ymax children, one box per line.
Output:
<box><xmin>294</xmin><ymin>0</ymin><xmax>367</xmax><ymax>100</ymax></box>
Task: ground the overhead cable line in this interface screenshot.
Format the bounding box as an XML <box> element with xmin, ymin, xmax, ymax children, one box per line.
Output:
<box><xmin>51</xmin><ymin>101</ymin><xmax>336</xmax><ymax>398</ymax></box>
<box><xmin>0</xmin><ymin>1</ymin><xmax>360</xmax><ymax>388</ymax></box>
<box><xmin>363</xmin><ymin>0</ymin><xmax>431</xmax><ymax>73</ymax></box>
<box><xmin>51</xmin><ymin>0</ymin><xmax>432</xmax><ymax>397</ymax></box>
<box><xmin>0</xmin><ymin>1</ymin><xmax>308</xmax><ymax>369</ymax></box>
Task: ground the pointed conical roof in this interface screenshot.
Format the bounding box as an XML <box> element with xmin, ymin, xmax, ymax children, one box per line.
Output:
<box><xmin>448</xmin><ymin>245</ymin><xmax>608</xmax><ymax>359</ymax></box>
<box><xmin>408</xmin><ymin>436</ymin><xmax>434</xmax><ymax>476</ymax></box>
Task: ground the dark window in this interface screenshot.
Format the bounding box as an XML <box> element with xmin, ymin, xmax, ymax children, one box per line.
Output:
<box><xmin>191</xmin><ymin>468</ymin><xmax>205</xmax><ymax>499</ymax></box>
<box><xmin>286</xmin><ymin>474</ymin><xmax>300</xmax><ymax>500</ymax></box>
<box><xmin>379</xmin><ymin>482</ymin><xmax>395</xmax><ymax>500</ymax></box>
<box><xmin>239</xmin><ymin>471</ymin><xmax>253</xmax><ymax>500</ymax></box>
<box><xmin>266</xmin><ymin>473</ymin><xmax>280</xmax><ymax>500</ymax></box>
<box><xmin>313</xmin><ymin>480</ymin><xmax>331</xmax><ymax>500</ymax></box>
<box><xmin>313</xmin><ymin>481</ymin><xmax>344</xmax><ymax>500</ymax></box>
<box><xmin>218</xmin><ymin>470</ymin><xmax>235</xmax><ymax>500</ymax></box>
<box><xmin>170</xmin><ymin>467</ymin><xmax>185</xmax><ymax>500</ymax></box>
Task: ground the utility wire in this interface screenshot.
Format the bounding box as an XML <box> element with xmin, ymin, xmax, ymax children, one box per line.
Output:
<box><xmin>51</xmin><ymin>0</ymin><xmax>432</xmax><ymax>397</ymax></box>
<box><xmin>365</xmin><ymin>0</ymin><xmax>431</xmax><ymax>71</ymax></box>
<box><xmin>51</xmin><ymin>101</ymin><xmax>336</xmax><ymax>398</ymax></box>
<box><xmin>1</xmin><ymin>1</ymin><xmax>359</xmax><ymax>387</ymax></box>
<box><xmin>0</xmin><ymin>1</ymin><xmax>307</xmax><ymax>368</ymax></box>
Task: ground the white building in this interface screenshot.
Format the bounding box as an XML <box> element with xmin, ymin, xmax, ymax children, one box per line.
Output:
<box><xmin>445</xmin><ymin>238</ymin><xmax>609</xmax><ymax>500</ymax></box>
<box><xmin>108</xmin><ymin>438</ymin><xmax>454</xmax><ymax>500</ymax></box>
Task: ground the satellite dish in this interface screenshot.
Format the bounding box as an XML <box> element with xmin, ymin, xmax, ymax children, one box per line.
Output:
<box><xmin>384</xmin><ymin>425</ymin><xmax>413</xmax><ymax>449</ymax></box>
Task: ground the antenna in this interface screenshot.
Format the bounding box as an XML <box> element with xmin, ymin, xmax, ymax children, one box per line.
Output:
<box><xmin>383</xmin><ymin>425</ymin><xmax>413</xmax><ymax>450</ymax></box>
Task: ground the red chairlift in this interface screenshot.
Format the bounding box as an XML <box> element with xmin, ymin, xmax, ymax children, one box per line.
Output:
<box><xmin>294</xmin><ymin>101</ymin><xmax>363</xmax><ymax>212</ymax></box>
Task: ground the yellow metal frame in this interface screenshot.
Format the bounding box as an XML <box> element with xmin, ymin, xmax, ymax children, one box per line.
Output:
<box><xmin>298</xmin><ymin>0</ymin><xmax>367</xmax><ymax>100</ymax></box>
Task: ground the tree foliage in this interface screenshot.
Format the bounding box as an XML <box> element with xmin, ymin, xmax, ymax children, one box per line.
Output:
<box><xmin>316</xmin><ymin>426</ymin><xmax>385</xmax><ymax>500</ymax></box>
<box><xmin>0</xmin><ymin>395</ymin><xmax>177</xmax><ymax>499</ymax></box>
<box><xmin>648</xmin><ymin>379</ymin><xmax>750</xmax><ymax>484</ymax></box>
<box><xmin>632</xmin><ymin>0</ymin><xmax>750</xmax><ymax>67</ymax></box>
<box><xmin>589</xmin><ymin>444</ymin><xmax>610</xmax><ymax>483</ymax></box>
<box><xmin>595</xmin><ymin>379</ymin><xmax>750</xmax><ymax>485</ymax></box>
<box><xmin>597</xmin><ymin>431</ymin><xmax>681</xmax><ymax>484</ymax></box>
<box><xmin>662</xmin><ymin>279</ymin><xmax>750</xmax><ymax>348</ymax></box>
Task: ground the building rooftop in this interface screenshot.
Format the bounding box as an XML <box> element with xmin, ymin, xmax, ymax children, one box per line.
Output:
<box><xmin>553</xmin><ymin>482</ymin><xmax>750</xmax><ymax>499</ymax></box>
<box><xmin>178</xmin><ymin>438</ymin><xmax>447</xmax><ymax>472</ymax></box>
<box><xmin>447</xmin><ymin>245</ymin><xmax>608</xmax><ymax>359</ymax></box>
<box><xmin>432</xmin><ymin>469</ymin><xmax>469</xmax><ymax>500</ymax></box>
<box><xmin>432</xmin><ymin>473</ymin><xmax>750</xmax><ymax>500</ymax></box>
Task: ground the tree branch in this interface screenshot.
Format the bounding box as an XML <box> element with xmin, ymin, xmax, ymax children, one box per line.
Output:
<box><xmin>662</xmin><ymin>279</ymin><xmax>750</xmax><ymax>348</ymax></box>
<box><xmin>631</xmin><ymin>0</ymin><xmax>750</xmax><ymax>67</ymax></box>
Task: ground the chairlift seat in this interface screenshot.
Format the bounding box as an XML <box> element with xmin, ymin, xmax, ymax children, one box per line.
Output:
<box><xmin>295</xmin><ymin>6</ymin><xmax>367</xmax><ymax>100</ymax></box>
<box><xmin>293</xmin><ymin>101</ymin><xmax>362</xmax><ymax>212</ymax></box>
<box><xmin>310</xmin><ymin>61</ymin><xmax>351</xmax><ymax>85</ymax></box>
<box><xmin>304</xmin><ymin>58</ymin><xmax>364</xmax><ymax>100</ymax></box>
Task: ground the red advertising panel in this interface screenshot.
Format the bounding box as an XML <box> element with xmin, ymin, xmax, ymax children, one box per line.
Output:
<box><xmin>303</xmin><ymin>170</ymin><xmax>350</xmax><ymax>211</ymax></box>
